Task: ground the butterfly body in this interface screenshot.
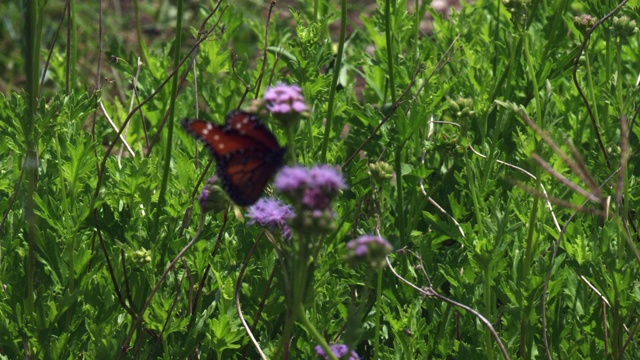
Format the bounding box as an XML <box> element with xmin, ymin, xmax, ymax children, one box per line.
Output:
<box><xmin>182</xmin><ymin>111</ymin><xmax>286</xmax><ymax>206</ymax></box>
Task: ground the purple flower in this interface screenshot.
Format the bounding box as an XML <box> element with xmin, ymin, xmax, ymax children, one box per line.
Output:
<box><xmin>302</xmin><ymin>187</ymin><xmax>329</xmax><ymax>210</ymax></box>
<box><xmin>247</xmin><ymin>198</ymin><xmax>295</xmax><ymax>238</ymax></box>
<box><xmin>274</xmin><ymin>166</ymin><xmax>309</xmax><ymax>194</ymax></box>
<box><xmin>275</xmin><ymin>165</ymin><xmax>346</xmax><ymax>210</ymax></box>
<box><xmin>354</xmin><ymin>243</ymin><xmax>368</xmax><ymax>257</ymax></box>
<box><xmin>315</xmin><ymin>344</ymin><xmax>360</xmax><ymax>360</ymax></box>
<box><xmin>308</xmin><ymin>165</ymin><xmax>346</xmax><ymax>194</ymax></box>
<box><xmin>346</xmin><ymin>235</ymin><xmax>393</xmax><ymax>269</ymax></box>
<box><xmin>263</xmin><ymin>83</ymin><xmax>307</xmax><ymax>115</ymax></box>
<box><xmin>274</xmin><ymin>165</ymin><xmax>346</xmax><ymax>233</ymax></box>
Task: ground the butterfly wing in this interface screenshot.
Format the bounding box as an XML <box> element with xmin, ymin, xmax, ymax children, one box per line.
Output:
<box><xmin>218</xmin><ymin>147</ymin><xmax>286</xmax><ymax>205</ymax></box>
<box><xmin>225</xmin><ymin>110</ymin><xmax>282</xmax><ymax>149</ymax></box>
<box><xmin>182</xmin><ymin>113</ymin><xmax>286</xmax><ymax>206</ymax></box>
<box><xmin>182</xmin><ymin>119</ymin><xmax>258</xmax><ymax>159</ymax></box>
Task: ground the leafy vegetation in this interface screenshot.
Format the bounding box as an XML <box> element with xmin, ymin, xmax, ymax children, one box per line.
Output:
<box><xmin>2</xmin><ymin>0</ymin><xmax>640</xmax><ymax>358</ymax></box>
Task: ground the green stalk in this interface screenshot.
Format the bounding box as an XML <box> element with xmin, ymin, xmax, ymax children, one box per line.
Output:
<box><xmin>53</xmin><ymin>132</ymin><xmax>74</xmax><ymax>330</ymax></box>
<box><xmin>413</xmin><ymin>0</ymin><xmax>419</xmax><ymax>57</ymax></box>
<box><xmin>490</xmin><ymin>0</ymin><xmax>501</xmax><ymax>97</ymax></box>
<box><xmin>519</xmin><ymin>27</ymin><xmax>543</xmax><ymax>360</ymax></box>
<box><xmin>372</xmin><ymin>269</ymin><xmax>383</xmax><ymax>360</ymax></box>
<box><xmin>583</xmin><ymin>45</ymin><xmax>600</xmax><ymax>140</ymax></box>
<box><xmin>611</xmin><ymin>271</ymin><xmax>621</xmax><ymax>358</ymax></box>
<box><xmin>297</xmin><ymin>303</ymin><xmax>337</xmax><ymax>360</ymax></box>
<box><xmin>23</xmin><ymin>0</ymin><xmax>44</xmax><ymax>328</ymax></box>
<box><xmin>523</xmin><ymin>32</ymin><xmax>542</xmax><ymax>129</ymax></box>
<box><xmin>465</xmin><ymin>162</ymin><xmax>483</xmax><ymax>239</ymax></box>
<box><xmin>464</xmin><ymin>157</ymin><xmax>490</xmax><ymax>355</ymax></box>
<box><xmin>286</xmin><ymin>123</ymin><xmax>298</xmax><ymax>165</ymax></box>
<box><xmin>280</xmin><ymin>232</ymin><xmax>311</xmax><ymax>356</ymax></box>
<box><xmin>133</xmin><ymin>0</ymin><xmax>146</xmax><ymax>62</ymax></box>
<box><xmin>615</xmin><ymin>40</ymin><xmax>623</xmax><ymax>115</ymax></box>
<box><xmin>65</xmin><ymin>0</ymin><xmax>77</xmax><ymax>330</ymax></box>
<box><xmin>66</xmin><ymin>0</ymin><xmax>77</xmax><ymax>93</ymax></box>
<box><xmin>540</xmin><ymin>0</ymin><xmax>569</xmax><ymax>66</ymax></box>
<box><xmin>152</xmin><ymin>0</ymin><xmax>183</xmax><ymax>250</ymax></box>
<box><xmin>605</xmin><ymin>20</ymin><xmax>612</xmax><ymax>87</ymax></box>
<box><xmin>483</xmin><ymin>267</ymin><xmax>494</xmax><ymax>360</ymax></box>
<box><xmin>320</xmin><ymin>0</ymin><xmax>346</xmax><ymax>162</ymax></box>
<box><xmin>384</xmin><ymin>0</ymin><xmax>396</xmax><ymax>104</ymax></box>
<box><xmin>519</xmin><ymin>195</ymin><xmax>539</xmax><ymax>357</ymax></box>
<box><xmin>603</xmin><ymin>18</ymin><xmax>611</xmax><ymax>125</ymax></box>
<box><xmin>393</xmin><ymin>145</ymin><xmax>406</xmax><ymax>245</ymax></box>
<box><xmin>482</xmin><ymin>32</ymin><xmax>519</xmax><ymax>189</ymax></box>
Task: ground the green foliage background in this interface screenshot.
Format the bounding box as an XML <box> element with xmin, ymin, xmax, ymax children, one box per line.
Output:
<box><xmin>1</xmin><ymin>0</ymin><xmax>640</xmax><ymax>358</ymax></box>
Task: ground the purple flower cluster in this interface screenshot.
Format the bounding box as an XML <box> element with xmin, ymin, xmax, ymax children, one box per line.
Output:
<box><xmin>274</xmin><ymin>165</ymin><xmax>346</xmax><ymax>234</ymax></box>
<box><xmin>247</xmin><ymin>198</ymin><xmax>295</xmax><ymax>239</ymax></box>
<box><xmin>275</xmin><ymin>165</ymin><xmax>346</xmax><ymax>209</ymax></box>
<box><xmin>346</xmin><ymin>235</ymin><xmax>393</xmax><ymax>269</ymax></box>
<box><xmin>264</xmin><ymin>83</ymin><xmax>307</xmax><ymax>115</ymax></box>
<box><xmin>315</xmin><ymin>344</ymin><xmax>360</xmax><ymax>360</ymax></box>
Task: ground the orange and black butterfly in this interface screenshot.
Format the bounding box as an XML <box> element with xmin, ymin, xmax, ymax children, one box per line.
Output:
<box><xmin>182</xmin><ymin>111</ymin><xmax>287</xmax><ymax>206</ymax></box>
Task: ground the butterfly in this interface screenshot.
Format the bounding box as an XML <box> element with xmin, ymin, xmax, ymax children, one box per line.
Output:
<box><xmin>182</xmin><ymin>111</ymin><xmax>287</xmax><ymax>206</ymax></box>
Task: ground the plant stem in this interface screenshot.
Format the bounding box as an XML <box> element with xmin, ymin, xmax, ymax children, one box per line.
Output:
<box><xmin>615</xmin><ymin>40</ymin><xmax>623</xmax><ymax>115</ymax></box>
<box><xmin>519</xmin><ymin>195</ymin><xmax>539</xmax><ymax>357</ymax></box>
<box><xmin>133</xmin><ymin>0</ymin><xmax>146</xmax><ymax>62</ymax></box>
<box><xmin>286</xmin><ymin>123</ymin><xmax>298</xmax><ymax>165</ymax></box>
<box><xmin>152</xmin><ymin>0</ymin><xmax>183</xmax><ymax>251</ymax></box>
<box><xmin>483</xmin><ymin>266</ymin><xmax>494</xmax><ymax>360</ymax></box>
<box><xmin>320</xmin><ymin>0</ymin><xmax>346</xmax><ymax>162</ymax></box>
<box><xmin>23</xmin><ymin>0</ymin><xmax>44</xmax><ymax>329</ymax></box>
<box><xmin>281</xmin><ymin>232</ymin><xmax>311</xmax><ymax>356</ymax></box>
<box><xmin>413</xmin><ymin>0</ymin><xmax>419</xmax><ymax>57</ymax></box>
<box><xmin>523</xmin><ymin>33</ymin><xmax>542</xmax><ymax>128</ymax></box>
<box><xmin>373</xmin><ymin>269</ymin><xmax>383</xmax><ymax>360</ymax></box>
<box><xmin>66</xmin><ymin>0</ymin><xmax>77</xmax><ymax>93</ymax></box>
<box><xmin>296</xmin><ymin>303</ymin><xmax>338</xmax><ymax>360</ymax></box>
<box><xmin>384</xmin><ymin>0</ymin><xmax>396</xmax><ymax>104</ymax></box>
<box><xmin>393</xmin><ymin>144</ymin><xmax>406</xmax><ymax>244</ymax></box>
<box><xmin>466</xmin><ymin>161</ymin><xmax>483</xmax><ymax>238</ymax></box>
<box><xmin>64</xmin><ymin>0</ymin><xmax>77</xmax><ymax>331</ymax></box>
<box><xmin>583</xmin><ymin>45</ymin><xmax>600</xmax><ymax>141</ymax></box>
<box><xmin>519</xmin><ymin>24</ymin><xmax>543</xmax><ymax>360</ymax></box>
